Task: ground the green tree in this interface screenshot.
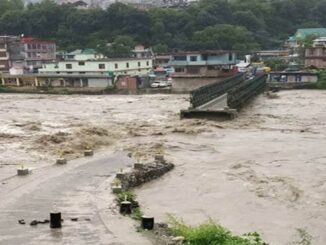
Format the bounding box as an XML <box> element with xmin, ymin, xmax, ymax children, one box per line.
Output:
<box><xmin>191</xmin><ymin>24</ymin><xmax>260</xmax><ymax>56</ymax></box>
<box><xmin>232</xmin><ymin>10</ymin><xmax>264</xmax><ymax>32</ymax></box>
<box><xmin>152</xmin><ymin>43</ymin><xmax>168</xmax><ymax>54</ymax></box>
<box><xmin>264</xmin><ymin>58</ymin><xmax>288</xmax><ymax>71</ymax></box>
<box><xmin>312</xmin><ymin>1</ymin><xmax>326</xmax><ymax>26</ymax></box>
<box><xmin>97</xmin><ymin>35</ymin><xmax>135</xmax><ymax>58</ymax></box>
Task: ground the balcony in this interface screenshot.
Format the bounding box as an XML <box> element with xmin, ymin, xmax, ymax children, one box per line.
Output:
<box><xmin>169</xmin><ymin>60</ymin><xmax>188</xmax><ymax>66</ymax></box>
<box><xmin>170</xmin><ymin>60</ymin><xmax>235</xmax><ymax>66</ymax></box>
<box><xmin>305</xmin><ymin>53</ymin><xmax>326</xmax><ymax>59</ymax></box>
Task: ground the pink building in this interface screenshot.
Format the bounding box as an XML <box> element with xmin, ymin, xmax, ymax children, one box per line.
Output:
<box><xmin>21</xmin><ymin>37</ymin><xmax>56</xmax><ymax>71</ymax></box>
<box><xmin>305</xmin><ymin>47</ymin><xmax>326</xmax><ymax>68</ymax></box>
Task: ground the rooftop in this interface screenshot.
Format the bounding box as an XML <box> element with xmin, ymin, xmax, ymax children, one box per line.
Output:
<box><xmin>66</xmin><ymin>49</ymin><xmax>98</xmax><ymax>55</ymax></box>
<box><xmin>171</xmin><ymin>50</ymin><xmax>232</xmax><ymax>55</ymax></box>
<box><xmin>294</xmin><ymin>28</ymin><xmax>326</xmax><ymax>40</ymax></box>
<box><xmin>314</xmin><ymin>37</ymin><xmax>326</xmax><ymax>42</ymax></box>
<box><xmin>49</xmin><ymin>57</ymin><xmax>152</xmax><ymax>62</ymax></box>
<box><xmin>21</xmin><ymin>37</ymin><xmax>55</xmax><ymax>44</ymax></box>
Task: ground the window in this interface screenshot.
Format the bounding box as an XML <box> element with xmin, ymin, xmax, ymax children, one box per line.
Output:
<box><xmin>309</xmin><ymin>49</ymin><xmax>314</xmax><ymax>56</ymax></box>
<box><xmin>187</xmin><ymin>67</ymin><xmax>200</xmax><ymax>74</ymax></box>
<box><xmin>66</xmin><ymin>64</ymin><xmax>72</xmax><ymax>69</ymax></box>
<box><xmin>175</xmin><ymin>67</ymin><xmax>185</xmax><ymax>73</ymax></box>
<box><xmin>126</xmin><ymin>62</ymin><xmax>129</xmax><ymax>68</ymax></box>
<box><xmin>0</xmin><ymin>52</ymin><xmax>6</xmax><ymax>57</ymax></box>
<box><xmin>229</xmin><ymin>53</ymin><xmax>233</xmax><ymax>61</ymax></box>
<box><xmin>190</xmin><ymin>56</ymin><xmax>197</xmax><ymax>62</ymax></box>
<box><xmin>208</xmin><ymin>66</ymin><xmax>219</xmax><ymax>70</ymax></box>
<box><xmin>146</xmin><ymin>61</ymin><xmax>149</xmax><ymax>66</ymax></box>
<box><xmin>0</xmin><ymin>60</ymin><xmax>7</xmax><ymax>67</ymax></box>
<box><xmin>0</xmin><ymin>43</ymin><xmax>5</xmax><ymax>49</ymax></box>
<box><xmin>99</xmin><ymin>64</ymin><xmax>105</xmax><ymax>69</ymax></box>
<box><xmin>78</xmin><ymin>61</ymin><xmax>85</xmax><ymax>66</ymax></box>
<box><xmin>174</xmin><ymin>56</ymin><xmax>187</xmax><ymax>61</ymax></box>
<box><xmin>32</xmin><ymin>44</ymin><xmax>37</xmax><ymax>49</ymax></box>
<box><xmin>138</xmin><ymin>62</ymin><xmax>141</xmax><ymax>67</ymax></box>
<box><xmin>79</xmin><ymin>72</ymin><xmax>86</xmax><ymax>74</ymax></box>
<box><xmin>115</xmin><ymin>63</ymin><xmax>118</xmax><ymax>69</ymax></box>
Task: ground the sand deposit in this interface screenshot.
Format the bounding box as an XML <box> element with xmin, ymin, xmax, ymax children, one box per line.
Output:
<box><xmin>0</xmin><ymin>91</ymin><xmax>325</xmax><ymax>244</ymax></box>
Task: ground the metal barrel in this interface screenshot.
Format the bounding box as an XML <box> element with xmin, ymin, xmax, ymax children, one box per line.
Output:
<box><xmin>50</xmin><ymin>212</ymin><xmax>62</xmax><ymax>228</ymax></box>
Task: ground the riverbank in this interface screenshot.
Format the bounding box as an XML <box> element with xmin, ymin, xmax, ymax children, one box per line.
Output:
<box><xmin>0</xmin><ymin>85</ymin><xmax>177</xmax><ymax>95</ymax></box>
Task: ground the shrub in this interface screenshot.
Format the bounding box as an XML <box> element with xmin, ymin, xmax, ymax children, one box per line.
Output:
<box><xmin>116</xmin><ymin>191</ymin><xmax>139</xmax><ymax>208</ymax></box>
<box><xmin>264</xmin><ymin>58</ymin><xmax>288</xmax><ymax>71</ymax></box>
<box><xmin>168</xmin><ymin>215</ymin><xmax>268</xmax><ymax>245</ymax></box>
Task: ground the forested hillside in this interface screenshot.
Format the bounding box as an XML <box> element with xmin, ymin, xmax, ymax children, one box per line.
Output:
<box><xmin>1</xmin><ymin>0</ymin><xmax>326</xmax><ymax>54</ymax></box>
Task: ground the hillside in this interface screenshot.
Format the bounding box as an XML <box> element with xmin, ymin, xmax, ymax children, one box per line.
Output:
<box><xmin>0</xmin><ymin>0</ymin><xmax>325</xmax><ymax>52</ymax></box>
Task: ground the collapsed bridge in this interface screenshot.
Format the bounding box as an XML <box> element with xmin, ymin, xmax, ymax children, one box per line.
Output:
<box><xmin>180</xmin><ymin>73</ymin><xmax>267</xmax><ymax>119</ymax></box>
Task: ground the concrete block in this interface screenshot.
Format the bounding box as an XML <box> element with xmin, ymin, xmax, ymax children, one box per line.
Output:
<box><xmin>84</xmin><ymin>150</ymin><xmax>94</xmax><ymax>156</ymax></box>
<box><xmin>116</xmin><ymin>172</ymin><xmax>125</xmax><ymax>180</ymax></box>
<box><xmin>134</xmin><ymin>163</ymin><xmax>144</xmax><ymax>170</ymax></box>
<box><xmin>17</xmin><ymin>168</ymin><xmax>30</xmax><ymax>176</ymax></box>
<box><xmin>56</xmin><ymin>158</ymin><xmax>67</xmax><ymax>165</ymax></box>
<box><xmin>154</xmin><ymin>155</ymin><xmax>165</xmax><ymax>162</ymax></box>
<box><xmin>112</xmin><ymin>185</ymin><xmax>122</xmax><ymax>194</ymax></box>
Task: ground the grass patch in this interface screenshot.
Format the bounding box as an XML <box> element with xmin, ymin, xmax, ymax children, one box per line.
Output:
<box><xmin>168</xmin><ymin>215</ymin><xmax>268</xmax><ymax>245</ymax></box>
<box><xmin>293</xmin><ymin>228</ymin><xmax>312</xmax><ymax>245</ymax></box>
<box><xmin>131</xmin><ymin>207</ymin><xmax>143</xmax><ymax>221</ymax></box>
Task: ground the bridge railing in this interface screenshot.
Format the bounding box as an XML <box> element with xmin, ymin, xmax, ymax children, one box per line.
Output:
<box><xmin>190</xmin><ymin>73</ymin><xmax>245</xmax><ymax>108</ymax></box>
<box><xmin>227</xmin><ymin>74</ymin><xmax>267</xmax><ymax>109</ymax></box>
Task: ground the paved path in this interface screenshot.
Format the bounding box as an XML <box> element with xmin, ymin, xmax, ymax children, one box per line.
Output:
<box><xmin>0</xmin><ymin>151</ymin><xmax>151</xmax><ymax>245</ymax></box>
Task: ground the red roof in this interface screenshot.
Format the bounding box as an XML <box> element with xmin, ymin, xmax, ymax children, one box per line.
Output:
<box><xmin>21</xmin><ymin>37</ymin><xmax>55</xmax><ymax>44</ymax></box>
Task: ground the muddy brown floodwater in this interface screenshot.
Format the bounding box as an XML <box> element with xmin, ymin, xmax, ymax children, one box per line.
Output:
<box><xmin>0</xmin><ymin>90</ymin><xmax>325</xmax><ymax>244</ymax></box>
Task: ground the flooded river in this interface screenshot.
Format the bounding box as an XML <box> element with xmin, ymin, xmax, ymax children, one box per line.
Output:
<box><xmin>0</xmin><ymin>90</ymin><xmax>325</xmax><ymax>244</ymax></box>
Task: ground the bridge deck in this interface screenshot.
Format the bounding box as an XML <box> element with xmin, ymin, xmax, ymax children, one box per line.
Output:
<box><xmin>180</xmin><ymin>74</ymin><xmax>267</xmax><ymax>120</ymax></box>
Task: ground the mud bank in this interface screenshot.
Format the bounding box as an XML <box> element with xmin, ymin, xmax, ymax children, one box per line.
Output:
<box><xmin>0</xmin><ymin>91</ymin><xmax>325</xmax><ymax>244</ymax></box>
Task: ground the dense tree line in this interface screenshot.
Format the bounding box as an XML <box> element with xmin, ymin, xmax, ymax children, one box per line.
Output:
<box><xmin>0</xmin><ymin>0</ymin><xmax>326</xmax><ymax>56</ymax></box>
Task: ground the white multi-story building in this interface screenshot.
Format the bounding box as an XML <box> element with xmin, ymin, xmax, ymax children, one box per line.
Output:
<box><xmin>39</xmin><ymin>58</ymin><xmax>152</xmax><ymax>76</ymax></box>
<box><xmin>38</xmin><ymin>57</ymin><xmax>153</xmax><ymax>88</ymax></box>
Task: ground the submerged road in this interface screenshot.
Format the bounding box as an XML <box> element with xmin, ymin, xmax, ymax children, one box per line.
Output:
<box><xmin>0</xmin><ymin>151</ymin><xmax>151</xmax><ymax>245</ymax></box>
